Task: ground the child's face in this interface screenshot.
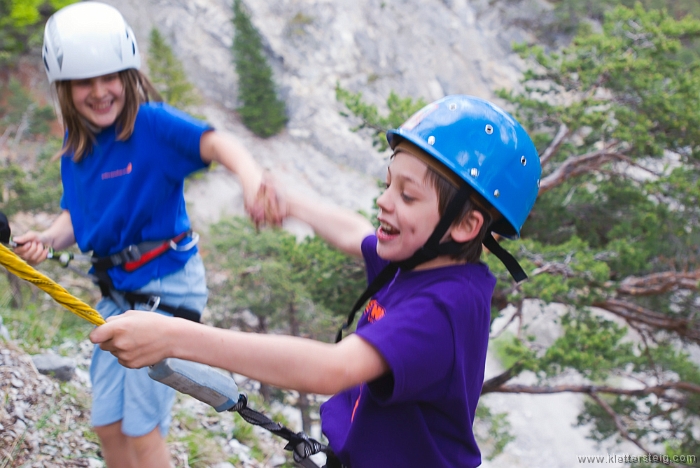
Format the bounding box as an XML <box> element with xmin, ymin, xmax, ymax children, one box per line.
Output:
<box><xmin>376</xmin><ymin>151</ymin><xmax>441</xmax><ymax>262</ymax></box>
<box><xmin>70</xmin><ymin>73</ymin><xmax>125</xmax><ymax>129</ymax></box>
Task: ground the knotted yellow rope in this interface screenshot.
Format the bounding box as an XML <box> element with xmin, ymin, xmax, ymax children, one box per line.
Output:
<box><xmin>0</xmin><ymin>243</ymin><xmax>104</xmax><ymax>326</ymax></box>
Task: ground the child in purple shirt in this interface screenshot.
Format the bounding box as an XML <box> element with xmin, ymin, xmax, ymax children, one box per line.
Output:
<box><xmin>91</xmin><ymin>95</ymin><xmax>541</xmax><ymax>467</ymax></box>
<box><xmin>321</xmin><ymin>235</ymin><xmax>495</xmax><ymax>467</ymax></box>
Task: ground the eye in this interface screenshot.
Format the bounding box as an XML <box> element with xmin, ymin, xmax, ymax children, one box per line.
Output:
<box><xmin>401</xmin><ymin>192</ymin><xmax>415</xmax><ymax>202</ymax></box>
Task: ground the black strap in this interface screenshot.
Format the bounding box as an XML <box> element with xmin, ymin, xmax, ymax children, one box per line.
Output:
<box><xmin>230</xmin><ymin>394</ymin><xmax>328</xmax><ymax>468</ymax></box>
<box><xmin>91</xmin><ymin>232</ymin><xmax>191</xmax><ymax>271</ymax></box>
<box><xmin>122</xmin><ymin>291</ymin><xmax>201</xmax><ymax>323</ymax></box>
<box><xmin>483</xmin><ymin>233</ymin><xmax>528</xmax><ymax>283</ymax></box>
<box><xmin>92</xmin><ymin>266</ymin><xmax>201</xmax><ymax>323</ymax></box>
<box><xmin>335</xmin><ymin>185</ymin><xmax>472</xmax><ymax>342</ymax></box>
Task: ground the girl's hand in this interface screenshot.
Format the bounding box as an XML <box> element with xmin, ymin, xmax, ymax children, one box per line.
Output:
<box><xmin>260</xmin><ymin>171</ymin><xmax>286</xmax><ymax>226</ymax></box>
<box><xmin>12</xmin><ymin>231</ymin><xmax>50</xmax><ymax>265</ymax></box>
<box><xmin>89</xmin><ymin>311</ymin><xmax>176</xmax><ymax>368</ymax></box>
<box><xmin>249</xmin><ymin>171</ymin><xmax>286</xmax><ymax>228</ymax></box>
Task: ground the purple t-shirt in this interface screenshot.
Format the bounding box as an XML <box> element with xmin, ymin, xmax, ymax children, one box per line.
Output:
<box><xmin>321</xmin><ymin>235</ymin><xmax>495</xmax><ymax>468</ymax></box>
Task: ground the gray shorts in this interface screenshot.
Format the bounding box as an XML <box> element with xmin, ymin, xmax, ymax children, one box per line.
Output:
<box><xmin>90</xmin><ymin>254</ymin><xmax>208</xmax><ymax>437</ymax></box>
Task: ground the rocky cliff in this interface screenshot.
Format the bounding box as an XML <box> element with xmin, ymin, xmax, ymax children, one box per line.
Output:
<box><xmin>98</xmin><ymin>0</ymin><xmax>545</xmax><ymax>228</ymax></box>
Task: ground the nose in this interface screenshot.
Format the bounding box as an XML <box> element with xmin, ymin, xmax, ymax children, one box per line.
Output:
<box><xmin>376</xmin><ymin>189</ymin><xmax>393</xmax><ymax>214</ymax></box>
<box><xmin>90</xmin><ymin>79</ymin><xmax>107</xmax><ymax>98</ymax></box>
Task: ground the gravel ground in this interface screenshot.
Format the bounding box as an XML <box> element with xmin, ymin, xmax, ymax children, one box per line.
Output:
<box><xmin>0</xmin><ymin>338</ymin><xmax>304</xmax><ymax>468</ymax></box>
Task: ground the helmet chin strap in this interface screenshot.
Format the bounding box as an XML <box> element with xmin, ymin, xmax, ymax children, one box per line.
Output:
<box><xmin>335</xmin><ymin>185</ymin><xmax>528</xmax><ymax>342</ymax></box>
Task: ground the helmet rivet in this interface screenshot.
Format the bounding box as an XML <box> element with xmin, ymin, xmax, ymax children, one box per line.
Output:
<box><xmin>485</xmin><ymin>124</ymin><xmax>494</xmax><ymax>135</ymax></box>
<box><xmin>427</xmin><ymin>136</ymin><xmax>435</xmax><ymax>145</ymax></box>
<box><xmin>493</xmin><ymin>189</ymin><xmax>500</xmax><ymax>198</ymax></box>
<box><xmin>521</xmin><ymin>156</ymin><xmax>527</xmax><ymax>166</ymax></box>
<box><xmin>470</xmin><ymin>168</ymin><xmax>479</xmax><ymax>177</ymax></box>
<box><xmin>448</xmin><ymin>103</ymin><xmax>457</xmax><ymax>111</ymax></box>
<box><xmin>537</xmin><ymin>179</ymin><xmax>541</xmax><ymax>188</ymax></box>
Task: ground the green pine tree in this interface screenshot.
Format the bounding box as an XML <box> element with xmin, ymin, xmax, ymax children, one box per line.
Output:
<box><xmin>232</xmin><ymin>0</ymin><xmax>287</xmax><ymax>137</ymax></box>
<box><xmin>147</xmin><ymin>28</ymin><xmax>200</xmax><ymax>110</ymax></box>
<box><xmin>0</xmin><ymin>0</ymin><xmax>77</xmax><ymax>68</ymax></box>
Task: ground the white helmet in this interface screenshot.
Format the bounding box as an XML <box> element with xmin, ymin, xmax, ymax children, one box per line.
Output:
<box><xmin>42</xmin><ymin>2</ymin><xmax>141</xmax><ymax>83</ymax></box>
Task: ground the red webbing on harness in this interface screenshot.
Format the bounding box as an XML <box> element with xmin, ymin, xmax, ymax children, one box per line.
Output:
<box><xmin>122</xmin><ymin>231</ymin><xmax>188</xmax><ymax>272</ymax></box>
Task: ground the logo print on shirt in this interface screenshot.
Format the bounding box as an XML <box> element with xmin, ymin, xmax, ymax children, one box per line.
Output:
<box><xmin>102</xmin><ymin>162</ymin><xmax>132</xmax><ymax>180</ymax></box>
<box><xmin>351</xmin><ymin>384</ymin><xmax>363</xmax><ymax>423</ymax></box>
<box><xmin>363</xmin><ymin>299</ymin><xmax>385</xmax><ymax>323</ymax></box>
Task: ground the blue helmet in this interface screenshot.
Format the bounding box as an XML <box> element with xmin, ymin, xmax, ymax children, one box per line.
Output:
<box><xmin>386</xmin><ymin>95</ymin><xmax>541</xmax><ymax>238</ymax></box>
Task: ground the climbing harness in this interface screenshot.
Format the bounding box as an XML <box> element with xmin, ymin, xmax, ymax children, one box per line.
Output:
<box><xmin>91</xmin><ymin>231</ymin><xmax>199</xmax><ymax>273</ymax></box>
<box><xmin>0</xmin><ymin>212</ymin><xmax>202</xmax><ymax>322</ymax></box>
<box><xmin>90</xmin><ymin>231</ymin><xmax>202</xmax><ymax>322</ymax></box>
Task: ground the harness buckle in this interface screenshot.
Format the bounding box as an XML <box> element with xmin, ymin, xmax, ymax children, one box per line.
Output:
<box><xmin>122</xmin><ymin>244</ymin><xmax>142</xmax><ymax>263</ymax></box>
<box><xmin>146</xmin><ymin>295</ymin><xmax>161</xmax><ymax>312</ymax></box>
<box><xmin>170</xmin><ymin>232</ymin><xmax>199</xmax><ymax>252</ymax></box>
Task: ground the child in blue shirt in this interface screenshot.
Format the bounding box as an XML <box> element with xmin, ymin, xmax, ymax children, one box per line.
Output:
<box><xmin>91</xmin><ymin>94</ymin><xmax>541</xmax><ymax>467</ymax></box>
<box><xmin>14</xmin><ymin>2</ymin><xmax>273</xmax><ymax>467</ymax></box>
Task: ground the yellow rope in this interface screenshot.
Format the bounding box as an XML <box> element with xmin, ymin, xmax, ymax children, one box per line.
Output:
<box><xmin>0</xmin><ymin>243</ymin><xmax>104</xmax><ymax>326</ymax></box>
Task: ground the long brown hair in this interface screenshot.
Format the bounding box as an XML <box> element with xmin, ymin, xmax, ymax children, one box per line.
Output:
<box><xmin>54</xmin><ymin>69</ymin><xmax>163</xmax><ymax>162</ymax></box>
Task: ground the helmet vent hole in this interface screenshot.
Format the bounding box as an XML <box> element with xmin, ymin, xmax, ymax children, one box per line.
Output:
<box><xmin>521</xmin><ymin>156</ymin><xmax>527</xmax><ymax>166</ymax></box>
<box><xmin>427</xmin><ymin>136</ymin><xmax>435</xmax><ymax>145</ymax></box>
<box><xmin>494</xmin><ymin>189</ymin><xmax>500</xmax><ymax>198</ymax></box>
<box><xmin>448</xmin><ymin>103</ymin><xmax>457</xmax><ymax>111</ymax></box>
<box><xmin>485</xmin><ymin>124</ymin><xmax>493</xmax><ymax>135</ymax></box>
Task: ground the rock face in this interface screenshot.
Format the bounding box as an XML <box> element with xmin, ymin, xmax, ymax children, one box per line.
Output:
<box><xmin>98</xmin><ymin>0</ymin><xmax>542</xmax><ymax>228</ymax></box>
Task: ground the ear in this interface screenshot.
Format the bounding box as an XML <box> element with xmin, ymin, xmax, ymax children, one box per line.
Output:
<box><xmin>450</xmin><ymin>210</ymin><xmax>484</xmax><ymax>243</ymax></box>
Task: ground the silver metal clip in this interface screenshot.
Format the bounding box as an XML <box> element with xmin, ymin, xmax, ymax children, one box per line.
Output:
<box><xmin>170</xmin><ymin>232</ymin><xmax>199</xmax><ymax>252</ymax></box>
<box><xmin>147</xmin><ymin>295</ymin><xmax>161</xmax><ymax>312</ymax></box>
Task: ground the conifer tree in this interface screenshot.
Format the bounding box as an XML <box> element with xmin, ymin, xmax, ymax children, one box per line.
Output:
<box><xmin>147</xmin><ymin>28</ymin><xmax>200</xmax><ymax>110</ymax></box>
<box><xmin>0</xmin><ymin>0</ymin><xmax>76</xmax><ymax>67</ymax></box>
<box><xmin>231</xmin><ymin>0</ymin><xmax>287</xmax><ymax>137</ymax></box>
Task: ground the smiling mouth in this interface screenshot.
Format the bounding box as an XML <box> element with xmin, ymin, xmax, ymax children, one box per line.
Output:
<box><xmin>91</xmin><ymin>101</ymin><xmax>112</xmax><ymax>112</ymax></box>
<box><xmin>378</xmin><ymin>221</ymin><xmax>400</xmax><ymax>236</ymax></box>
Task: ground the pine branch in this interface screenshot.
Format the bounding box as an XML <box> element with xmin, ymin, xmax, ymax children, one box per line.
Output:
<box><xmin>538</xmin><ymin>146</ymin><xmax>630</xmax><ymax>194</ymax></box>
<box><xmin>483</xmin><ymin>381</ymin><xmax>700</xmax><ymax>398</ymax></box>
<box><xmin>594</xmin><ymin>298</ymin><xmax>700</xmax><ymax>343</ymax></box>
<box><xmin>539</xmin><ymin>123</ymin><xmax>569</xmax><ymax>167</ymax></box>
<box><xmin>614</xmin><ymin>270</ymin><xmax>700</xmax><ymax>296</ymax></box>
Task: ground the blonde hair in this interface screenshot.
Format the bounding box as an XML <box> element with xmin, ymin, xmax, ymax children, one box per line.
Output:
<box><xmin>54</xmin><ymin>69</ymin><xmax>163</xmax><ymax>162</ymax></box>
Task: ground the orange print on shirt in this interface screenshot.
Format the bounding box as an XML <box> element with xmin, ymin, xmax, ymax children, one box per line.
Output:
<box><xmin>363</xmin><ymin>299</ymin><xmax>385</xmax><ymax>323</ymax></box>
<box><xmin>102</xmin><ymin>162</ymin><xmax>132</xmax><ymax>180</ymax></box>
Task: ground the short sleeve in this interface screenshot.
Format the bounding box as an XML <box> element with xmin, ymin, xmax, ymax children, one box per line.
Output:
<box><xmin>140</xmin><ymin>103</ymin><xmax>211</xmax><ymax>181</ymax></box>
<box><xmin>358</xmin><ymin>293</ymin><xmax>455</xmax><ymax>404</ymax></box>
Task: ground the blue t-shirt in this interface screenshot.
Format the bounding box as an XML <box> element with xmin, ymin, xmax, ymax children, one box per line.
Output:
<box><xmin>321</xmin><ymin>235</ymin><xmax>495</xmax><ymax>468</ymax></box>
<box><xmin>60</xmin><ymin>102</ymin><xmax>211</xmax><ymax>291</ymax></box>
